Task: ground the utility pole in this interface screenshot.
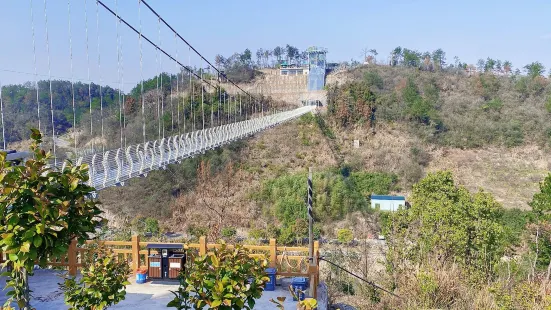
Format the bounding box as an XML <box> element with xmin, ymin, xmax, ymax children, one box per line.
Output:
<box><xmin>307</xmin><ymin>166</ymin><xmax>317</xmax><ymax>298</ymax></box>
<box><xmin>308</xmin><ymin>166</ymin><xmax>313</xmax><ymax>264</ymax></box>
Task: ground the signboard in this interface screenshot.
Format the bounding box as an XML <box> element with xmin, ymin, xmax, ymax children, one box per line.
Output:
<box><xmin>149</xmin><ymin>262</ymin><xmax>161</xmax><ymax>268</ymax></box>
<box><xmin>169</xmin><ymin>262</ymin><xmax>181</xmax><ymax>268</ymax></box>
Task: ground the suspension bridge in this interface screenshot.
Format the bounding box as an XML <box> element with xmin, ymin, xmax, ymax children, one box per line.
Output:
<box><xmin>0</xmin><ymin>0</ymin><xmax>316</xmax><ymax>191</ymax></box>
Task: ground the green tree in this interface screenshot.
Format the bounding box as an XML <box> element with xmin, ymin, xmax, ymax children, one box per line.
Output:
<box><xmin>503</xmin><ymin>60</ymin><xmax>512</xmax><ymax>75</ymax></box>
<box><xmin>530</xmin><ymin>174</ymin><xmax>551</xmax><ymax>221</ymax></box>
<box><xmin>386</xmin><ymin>171</ymin><xmax>505</xmax><ymax>278</ymax></box>
<box><xmin>273</xmin><ymin>46</ymin><xmax>283</xmax><ymax>63</ymax></box>
<box><xmin>524</xmin><ymin>62</ymin><xmax>546</xmax><ymax>78</ymax></box>
<box><xmin>432</xmin><ymin>48</ymin><xmax>446</xmax><ymax>69</ymax></box>
<box><xmin>485</xmin><ymin>58</ymin><xmax>496</xmax><ymax>73</ymax></box>
<box><xmin>0</xmin><ymin>130</ymin><xmax>103</xmax><ymax>309</ymax></box>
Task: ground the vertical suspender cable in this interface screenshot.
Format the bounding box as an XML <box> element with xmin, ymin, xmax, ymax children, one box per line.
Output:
<box><xmin>96</xmin><ymin>1</ymin><xmax>104</xmax><ymax>152</ymax></box>
<box><xmin>226</xmin><ymin>91</ymin><xmax>229</xmax><ymax>124</ymax></box>
<box><xmin>189</xmin><ymin>48</ymin><xmax>194</xmax><ymax>132</ymax></box>
<box><xmin>175</xmin><ymin>34</ymin><xmax>180</xmax><ymax>135</ymax></box>
<box><xmin>115</xmin><ymin>0</ymin><xmax>123</xmax><ymax>149</ymax></box>
<box><xmin>84</xmin><ymin>0</ymin><xmax>94</xmax><ymax>152</ymax></box>
<box><xmin>210</xmin><ymin>73</ymin><xmax>214</xmax><ymax>128</ymax></box>
<box><xmin>239</xmin><ymin>94</ymin><xmax>242</xmax><ymax>120</ymax></box>
<box><xmin>155</xmin><ymin>25</ymin><xmax>161</xmax><ymax>140</ymax></box>
<box><xmin>120</xmin><ymin>26</ymin><xmax>126</xmax><ymax>149</ymax></box>
<box><xmin>29</xmin><ymin>0</ymin><xmax>41</xmax><ymax>133</ymax></box>
<box><xmin>138</xmin><ymin>0</ymin><xmax>146</xmax><ymax>144</ymax></box>
<box><xmin>218</xmin><ymin>82</ymin><xmax>221</xmax><ymax>126</ymax></box>
<box><xmin>0</xmin><ymin>81</ymin><xmax>5</xmax><ymax>150</ymax></box>
<box><xmin>67</xmin><ymin>0</ymin><xmax>77</xmax><ymax>154</ymax></box>
<box><xmin>201</xmin><ymin>69</ymin><xmax>204</xmax><ymax>130</ymax></box>
<box><xmin>158</xmin><ymin>17</ymin><xmax>164</xmax><ymax>139</ymax></box>
<box><xmin>169</xmin><ymin>68</ymin><xmax>174</xmax><ymax>132</ymax></box>
<box><xmin>43</xmin><ymin>0</ymin><xmax>57</xmax><ymax>164</ymax></box>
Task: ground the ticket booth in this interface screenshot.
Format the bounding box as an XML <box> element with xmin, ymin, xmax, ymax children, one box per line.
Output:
<box><xmin>146</xmin><ymin>243</ymin><xmax>186</xmax><ymax>280</ymax></box>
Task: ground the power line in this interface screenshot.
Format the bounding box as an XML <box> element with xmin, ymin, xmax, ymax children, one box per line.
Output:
<box><xmin>319</xmin><ymin>257</ymin><xmax>402</xmax><ymax>299</ymax></box>
<box><xmin>96</xmin><ymin>0</ymin><xmax>213</xmax><ymax>88</ymax></box>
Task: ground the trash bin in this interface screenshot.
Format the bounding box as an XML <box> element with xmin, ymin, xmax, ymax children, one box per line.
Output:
<box><xmin>148</xmin><ymin>255</ymin><xmax>162</xmax><ymax>279</ymax></box>
<box><xmin>291</xmin><ymin>277</ymin><xmax>309</xmax><ymax>301</ymax></box>
<box><xmin>168</xmin><ymin>254</ymin><xmax>186</xmax><ymax>279</ymax></box>
<box><xmin>146</xmin><ymin>243</ymin><xmax>185</xmax><ymax>280</ymax></box>
<box><xmin>265</xmin><ymin>268</ymin><xmax>277</xmax><ymax>291</ymax></box>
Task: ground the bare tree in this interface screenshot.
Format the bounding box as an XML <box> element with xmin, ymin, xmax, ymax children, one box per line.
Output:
<box><xmin>172</xmin><ymin>160</ymin><xmax>242</xmax><ymax>240</ymax></box>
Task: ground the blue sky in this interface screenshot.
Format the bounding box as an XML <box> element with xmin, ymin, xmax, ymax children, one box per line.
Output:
<box><xmin>1</xmin><ymin>0</ymin><xmax>550</xmax><ymax>91</ymax></box>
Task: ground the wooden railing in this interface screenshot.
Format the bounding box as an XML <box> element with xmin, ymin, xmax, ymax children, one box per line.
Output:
<box><xmin>0</xmin><ymin>235</ymin><xmax>320</xmax><ymax>297</ymax></box>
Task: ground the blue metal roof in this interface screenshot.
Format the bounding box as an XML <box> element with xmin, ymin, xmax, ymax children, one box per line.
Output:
<box><xmin>371</xmin><ymin>195</ymin><xmax>406</xmax><ymax>201</ymax></box>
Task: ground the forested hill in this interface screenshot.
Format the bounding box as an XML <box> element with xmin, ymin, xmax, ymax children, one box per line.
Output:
<box><xmin>0</xmin><ymin>80</ymin><xmax>119</xmax><ymax>143</ymax></box>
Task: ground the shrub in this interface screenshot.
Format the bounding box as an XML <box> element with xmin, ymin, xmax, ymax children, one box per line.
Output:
<box><xmin>144</xmin><ymin>217</ymin><xmax>160</xmax><ymax>234</ymax></box>
<box><xmin>248</xmin><ymin>228</ymin><xmax>267</xmax><ymax>240</ymax></box>
<box><xmin>482</xmin><ymin>97</ymin><xmax>503</xmax><ymax>111</ymax></box>
<box><xmin>60</xmin><ymin>243</ymin><xmax>131</xmax><ymax>310</ymax></box>
<box><xmin>167</xmin><ymin>243</ymin><xmax>269</xmax><ymax>309</ymax></box>
<box><xmin>364</xmin><ymin>71</ymin><xmax>384</xmax><ymax>90</ymax></box>
<box><xmin>545</xmin><ymin>96</ymin><xmax>551</xmax><ymax>113</ymax></box>
<box><xmin>221</xmin><ymin>227</ymin><xmax>237</xmax><ymax>238</ymax></box>
<box><xmin>187</xmin><ymin>225</ymin><xmax>208</xmax><ymax>239</ymax></box>
<box><xmin>503</xmin><ymin>121</ymin><xmax>524</xmax><ymax>147</ymax></box>
<box><xmin>337</xmin><ymin>229</ymin><xmax>354</xmax><ymax>244</ymax></box>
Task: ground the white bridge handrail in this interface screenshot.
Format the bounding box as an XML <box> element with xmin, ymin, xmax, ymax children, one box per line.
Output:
<box><xmin>65</xmin><ymin>106</ymin><xmax>314</xmax><ymax>191</ymax></box>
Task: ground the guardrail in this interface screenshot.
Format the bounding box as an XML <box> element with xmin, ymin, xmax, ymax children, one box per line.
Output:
<box><xmin>0</xmin><ymin>235</ymin><xmax>320</xmax><ymax>297</ymax></box>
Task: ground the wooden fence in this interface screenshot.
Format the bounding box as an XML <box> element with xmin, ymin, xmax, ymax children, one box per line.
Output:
<box><xmin>0</xmin><ymin>236</ymin><xmax>320</xmax><ymax>297</ymax></box>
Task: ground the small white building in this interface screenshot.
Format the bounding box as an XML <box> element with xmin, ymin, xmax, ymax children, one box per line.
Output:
<box><xmin>370</xmin><ymin>195</ymin><xmax>406</xmax><ymax>212</ymax></box>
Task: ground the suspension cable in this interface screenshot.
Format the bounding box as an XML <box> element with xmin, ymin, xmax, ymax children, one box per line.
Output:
<box><xmin>96</xmin><ymin>0</ymin><xmax>213</xmax><ymax>87</ymax></box>
<box><xmin>140</xmin><ymin>0</ymin><xmax>255</xmax><ymax>100</ymax></box>
<box><xmin>43</xmin><ymin>0</ymin><xmax>57</xmax><ymax>164</ymax></box>
<box><xmin>0</xmin><ymin>81</ymin><xmax>5</xmax><ymax>150</ymax></box>
<box><xmin>95</xmin><ymin>0</ymin><xmax>104</xmax><ymax>152</ymax></box>
<box><xmin>67</xmin><ymin>0</ymin><xmax>77</xmax><ymax>154</ymax></box>
<box><xmin>84</xmin><ymin>0</ymin><xmax>94</xmax><ymax>152</ymax></box>
<box><xmin>29</xmin><ymin>0</ymin><xmax>41</xmax><ymax>133</ymax></box>
<box><xmin>319</xmin><ymin>257</ymin><xmax>402</xmax><ymax>299</ymax></box>
<box><xmin>138</xmin><ymin>0</ymin><xmax>145</xmax><ymax>144</ymax></box>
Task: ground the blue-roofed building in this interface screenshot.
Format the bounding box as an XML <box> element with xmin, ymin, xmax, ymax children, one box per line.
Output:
<box><xmin>370</xmin><ymin>194</ymin><xmax>406</xmax><ymax>212</ymax></box>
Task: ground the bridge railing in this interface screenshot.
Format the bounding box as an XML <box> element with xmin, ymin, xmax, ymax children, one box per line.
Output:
<box><xmin>0</xmin><ymin>235</ymin><xmax>320</xmax><ymax>296</ymax></box>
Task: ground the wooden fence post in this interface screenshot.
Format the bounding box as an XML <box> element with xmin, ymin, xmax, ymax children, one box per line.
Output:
<box><xmin>68</xmin><ymin>239</ymin><xmax>77</xmax><ymax>276</ymax></box>
<box><xmin>308</xmin><ymin>240</ymin><xmax>319</xmax><ymax>299</ymax></box>
<box><xmin>132</xmin><ymin>235</ymin><xmax>140</xmax><ymax>273</ymax></box>
<box><xmin>269</xmin><ymin>239</ymin><xmax>277</xmax><ymax>268</ymax></box>
<box><xmin>199</xmin><ymin>236</ymin><xmax>207</xmax><ymax>256</ymax></box>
